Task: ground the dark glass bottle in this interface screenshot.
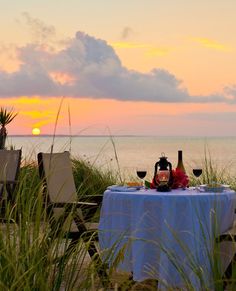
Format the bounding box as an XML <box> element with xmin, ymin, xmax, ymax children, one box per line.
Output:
<box><xmin>176</xmin><ymin>150</ymin><xmax>186</xmax><ymax>173</ymax></box>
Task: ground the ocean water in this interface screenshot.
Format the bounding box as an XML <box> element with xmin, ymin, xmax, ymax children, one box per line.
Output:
<box><xmin>8</xmin><ymin>135</ymin><xmax>236</xmax><ymax>179</ymax></box>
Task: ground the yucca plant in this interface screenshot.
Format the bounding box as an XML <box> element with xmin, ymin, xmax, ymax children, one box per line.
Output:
<box><xmin>0</xmin><ymin>107</ymin><xmax>18</xmax><ymax>149</ymax></box>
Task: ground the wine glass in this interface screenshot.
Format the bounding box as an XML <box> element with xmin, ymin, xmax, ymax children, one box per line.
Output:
<box><xmin>136</xmin><ymin>169</ymin><xmax>147</xmax><ymax>189</ymax></box>
<box><xmin>192</xmin><ymin>168</ymin><xmax>202</xmax><ymax>189</ymax></box>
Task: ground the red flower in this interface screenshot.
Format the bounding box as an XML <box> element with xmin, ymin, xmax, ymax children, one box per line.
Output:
<box><xmin>172</xmin><ymin>168</ymin><xmax>189</xmax><ymax>189</ymax></box>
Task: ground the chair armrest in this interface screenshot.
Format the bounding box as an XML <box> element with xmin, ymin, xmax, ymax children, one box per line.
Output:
<box><xmin>50</xmin><ymin>201</ymin><xmax>98</xmax><ymax>208</ymax></box>
<box><xmin>0</xmin><ymin>180</ymin><xmax>17</xmax><ymax>184</ymax></box>
<box><xmin>79</xmin><ymin>194</ymin><xmax>104</xmax><ymax>205</ymax></box>
<box><xmin>48</xmin><ymin>202</ymin><xmax>99</xmax><ymax>223</ymax></box>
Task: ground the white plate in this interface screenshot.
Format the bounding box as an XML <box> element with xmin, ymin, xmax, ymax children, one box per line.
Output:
<box><xmin>198</xmin><ymin>184</ymin><xmax>230</xmax><ymax>193</ymax></box>
<box><xmin>129</xmin><ymin>185</ymin><xmax>143</xmax><ymax>190</ymax></box>
<box><xmin>107</xmin><ymin>185</ymin><xmax>138</xmax><ymax>192</ymax></box>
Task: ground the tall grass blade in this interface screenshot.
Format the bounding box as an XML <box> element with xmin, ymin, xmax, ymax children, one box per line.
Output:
<box><xmin>51</xmin><ymin>97</ymin><xmax>65</xmax><ymax>154</ymax></box>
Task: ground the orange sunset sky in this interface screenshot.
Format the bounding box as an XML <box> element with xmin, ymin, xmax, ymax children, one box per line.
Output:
<box><xmin>0</xmin><ymin>0</ymin><xmax>236</xmax><ymax>136</ymax></box>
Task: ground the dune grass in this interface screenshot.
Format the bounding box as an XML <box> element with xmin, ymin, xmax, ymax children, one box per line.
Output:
<box><xmin>0</xmin><ymin>150</ymin><xmax>235</xmax><ymax>290</ymax></box>
<box><xmin>0</xmin><ymin>154</ymin><xmax>118</xmax><ymax>291</ymax></box>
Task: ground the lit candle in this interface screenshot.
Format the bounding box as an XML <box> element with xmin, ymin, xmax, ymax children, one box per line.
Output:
<box><xmin>158</xmin><ymin>170</ymin><xmax>169</xmax><ymax>182</ymax></box>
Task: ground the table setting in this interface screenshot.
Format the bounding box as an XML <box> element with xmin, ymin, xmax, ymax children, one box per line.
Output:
<box><xmin>98</xmin><ymin>151</ymin><xmax>236</xmax><ymax>290</ymax></box>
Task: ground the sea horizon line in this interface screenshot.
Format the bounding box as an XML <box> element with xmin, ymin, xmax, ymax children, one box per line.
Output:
<box><xmin>8</xmin><ymin>134</ymin><xmax>236</xmax><ymax>138</ymax></box>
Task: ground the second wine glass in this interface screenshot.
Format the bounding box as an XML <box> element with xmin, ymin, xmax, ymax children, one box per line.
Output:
<box><xmin>136</xmin><ymin>169</ymin><xmax>147</xmax><ymax>189</ymax></box>
<box><xmin>193</xmin><ymin>168</ymin><xmax>202</xmax><ymax>188</ymax></box>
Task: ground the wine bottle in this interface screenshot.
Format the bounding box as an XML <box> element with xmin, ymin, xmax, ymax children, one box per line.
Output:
<box><xmin>176</xmin><ymin>150</ymin><xmax>186</xmax><ymax>173</ymax></box>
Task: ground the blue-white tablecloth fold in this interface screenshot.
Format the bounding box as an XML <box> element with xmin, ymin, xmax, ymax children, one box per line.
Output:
<box><xmin>99</xmin><ymin>188</ymin><xmax>236</xmax><ymax>290</ymax></box>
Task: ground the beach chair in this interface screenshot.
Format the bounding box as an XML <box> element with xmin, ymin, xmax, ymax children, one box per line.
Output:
<box><xmin>37</xmin><ymin>151</ymin><xmax>109</xmax><ymax>286</ymax></box>
<box><xmin>0</xmin><ymin>149</ymin><xmax>22</xmax><ymax>204</ymax></box>
<box><xmin>217</xmin><ymin>212</ymin><xmax>236</xmax><ymax>285</ymax></box>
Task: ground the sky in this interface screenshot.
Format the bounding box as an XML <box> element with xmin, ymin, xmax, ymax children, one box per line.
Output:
<box><xmin>0</xmin><ymin>0</ymin><xmax>236</xmax><ymax>136</ymax></box>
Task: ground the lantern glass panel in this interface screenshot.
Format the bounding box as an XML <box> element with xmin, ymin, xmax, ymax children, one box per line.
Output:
<box><xmin>157</xmin><ymin>170</ymin><xmax>170</xmax><ymax>184</ymax></box>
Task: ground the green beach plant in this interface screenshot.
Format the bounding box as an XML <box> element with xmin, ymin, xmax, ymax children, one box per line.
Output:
<box><xmin>0</xmin><ymin>107</ymin><xmax>18</xmax><ymax>149</ymax></box>
<box><xmin>0</xmin><ymin>140</ymin><xmax>236</xmax><ymax>290</ymax></box>
<box><xmin>189</xmin><ymin>146</ymin><xmax>234</xmax><ymax>188</ymax></box>
<box><xmin>0</xmin><ymin>154</ymin><xmax>119</xmax><ymax>290</ymax></box>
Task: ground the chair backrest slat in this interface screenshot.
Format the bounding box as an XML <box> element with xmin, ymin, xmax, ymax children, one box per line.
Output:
<box><xmin>38</xmin><ymin>152</ymin><xmax>77</xmax><ymax>203</ymax></box>
<box><xmin>0</xmin><ymin>149</ymin><xmax>22</xmax><ymax>198</ymax></box>
<box><xmin>0</xmin><ymin>150</ymin><xmax>21</xmax><ymax>182</ymax></box>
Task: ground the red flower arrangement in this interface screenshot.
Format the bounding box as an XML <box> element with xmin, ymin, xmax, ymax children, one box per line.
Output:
<box><xmin>150</xmin><ymin>168</ymin><xmax>189</xmax><ymax>189</ymax></box>
<box><xmin>171</xmin><ymin>168</ymin><xmax>189</xmax><ymax>189</ymax></box>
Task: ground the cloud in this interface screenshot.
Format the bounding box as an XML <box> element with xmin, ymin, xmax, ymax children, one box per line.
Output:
<box><xmin>0</xmin><ymin>29</ymin><xmax>234</xmax><ymax>103</ymax></box>
<box><xmin>18</xmin><ymin>12</ymin><xmax>56</xmax><ymax>44</ymax></box>
<box><xmin>21</xmin><ymin>109</ymin><xmax>56</xmax><ymax>119</ymax></box>
<box><xmin>191</xmin><ymin>37</ymin><xmax>232</xmax><ymax>52</ymax></box>
<box><xmin>224</xmin><ymin>85</ymin><xmax>236</xmax><ymax>98</ymax></box>
<box><xmin>21</xmin><ymin>109</ymin><xmax>57</xmax><ymax>128</ymax></box>
<box><xmin>11</xmin><ymin>97</ymin><xmax>45</xmax><ymax>105</ymax></box>
<box><xmin>182</xmin><ymin>111</ymin><xmax>236</xmax><ymax>121</ymax></box>
<box><xmin>121</xmin><ymin>27</ymin><xmax>134</xmax><ymax>40</ymax></box>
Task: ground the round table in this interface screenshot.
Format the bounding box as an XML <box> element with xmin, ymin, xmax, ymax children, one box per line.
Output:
<box><xmin>98</xmin><ymin>187</ymin><xmax>236</xmax><ymax>290</ymax></box>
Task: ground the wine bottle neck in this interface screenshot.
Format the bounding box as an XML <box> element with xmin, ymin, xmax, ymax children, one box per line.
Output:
<box><xmin>178</xmin><ymin>150</ymin><xmax>183</xmax><ymax>161</ymax></box>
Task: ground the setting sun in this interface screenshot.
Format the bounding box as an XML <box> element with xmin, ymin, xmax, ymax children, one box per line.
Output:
<box><xmin>32</xmin><ymin>127</ymin><xmax>41</xmax><ymax>135</ymax></box>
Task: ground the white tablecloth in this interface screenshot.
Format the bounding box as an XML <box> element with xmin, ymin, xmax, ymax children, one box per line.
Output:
<box><xmin>98</xmin><ymin>188</ymin><xmax>236</xmax><ymax>290</ymax></box>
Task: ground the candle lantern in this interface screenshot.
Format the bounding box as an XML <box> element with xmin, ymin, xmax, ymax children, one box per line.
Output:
<box><xmin>153</xmin><ymin>153</ymin><xmax>173</xmax><ymax>192</ymax></box>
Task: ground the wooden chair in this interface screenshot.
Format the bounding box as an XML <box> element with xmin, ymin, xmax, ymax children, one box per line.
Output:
<box><xmin>37</xmin><ymin>151</ymin><xmax>109</xmax><ymax>286</ymax></box>
<box><xmin>217</xmin><ymin>211</ymin><xmax>236</xmax><ymax>286</ymax></box>
<box><xmin>0</xmin><ymin>149</ymin><xmax>22</xmax><ymax>218</ymax></box>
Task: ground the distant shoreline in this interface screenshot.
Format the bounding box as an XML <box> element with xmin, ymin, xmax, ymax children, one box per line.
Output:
<box><xmin>8</xmin><ymin>135</ymin><xmax>236</xmax><ymax>138</ymax></box>
<box><xmin>9</xmin><ymin>134</ymin><xmax>150</xmax><ymax>138</ymax></box>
